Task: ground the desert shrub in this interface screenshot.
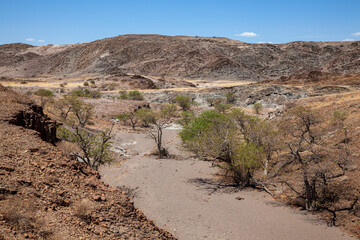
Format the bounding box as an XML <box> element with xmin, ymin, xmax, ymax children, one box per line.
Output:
<box><xmin>225</xmin><ymin>92</ymin><xmax>236</xmax><ymax>103</ymax></box>
<box><xmin>34</xmin><ymin>89</ymin><xmax>53</xmax><ymax>97</ymax></box>
<box><xmin>90</xmin><ymin>80</ymin><xmax>95</xmax><ymax>84</ymax></box>
<box><xmin>278</xmin><ymin>106</ymin><xmax>355</xmax><ymax>212</ymax></box>
<box><xmin>136</xmin><ymin>108</ymin><xmax>156</xmax><ymax>127</ymax></box>
<box><xmin>52</xmin><ymin>95</ymin><xmax>94</xmax><ymax>127</ymax></box>
<box><xmin>128</xmin><ymin>90</ymin><xmax>144</xmax><ymax>100</ymax></box>
<box><xmin>175</xmin><ymin>95</ymin><xmax>192</xmax><ymax>111</ymax></box>
<box><xmin>252</xmin><ymin>102</ymin><xmax>263</xmax><ymax>114</ymax></box>
<box><xmin>160</xmin><ymin>103</ymin><xmax>178</xmax><ymax>118</ymax></box>
<box><xmin>83</xmin><ymin>82</ymin><xmax>89</xmax><ymax>86</ymax></box>
<box><xmin>331</xmin><ymin>110</ymin><xmax>351</xmax><ymax>142</ymax></box>
<box><xmin>212</xmin><ymin>98</ymin><xmax>231</xmax><ymax>113</ymax></box>
<box><xmin>1</xmin><ymin>197</ymin><xmax>38</xmax><ymax>232</ymax></box>
<box><xmin>34</xmin><ymin>89</ymin><xmax>54</xmax><ymax>108</ymax></box>
<box><xmin>180</xmin><ymin>110</ymin><xmax>234</xmax><ymax>160</ymax></box>
<box><xmin>20</xmin><ymin>80</ymin><xmax>28</xmax><ymax>84</ymax></box>
<box><xmin>74</xmin><ymin>199</ymin><xmax>93</xmax><ymax>224</ymax></box>
<box><xmin>70</xmin><ymin>88</ymin><xmax>101</xmax><ymax>98</ymax></box>
<box><xmin>116</xmin><ymin>112</ymin><xmax>138</xmax><ymax>129</ymax></box>
<box><xmin>118</xmin><ymin>91</ymin><xmax>129</xmax><ymax>99</ymax></box>
<box><xmin>144</xmin><ymin>104</ymin><xmax>178</xmax><ymax>158</ymax></box>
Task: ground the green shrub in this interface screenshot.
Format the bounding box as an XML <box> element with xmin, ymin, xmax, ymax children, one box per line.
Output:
<box><xmin>70</xmin><ymin>89</ymin><xmax>101</xmax><ymax>98</ymax></box>
<box><xmin>34</xmin><ymin>89</ymin><xmax>53</xmax><ymax>97</ymax></box>
<box><xmin>178</xmin><ymin>111</ymin><xmax>195</xmax><ymax>127</ymax></box>
<box><xmin>252</xmin><ymin>102</ymin><xmax>263</xmax><ymax>114</ymax></box>
<box><xmin>225</xmin><ymin>92</ymin><xmax>236</xmax><ymax>103</ymax></box>
<box><xmin>136</xmin><ymin>108</ymin><xmax>156</xmax><ymax>127</ymax></box>
<box><xmin>118</xmin><ymin>91</ymin><xmax>129</xmax><ymax>99</ymax></box>
<box><xmin>175</xmin><ymin>95</ymin><xmax>192</xmax><ymax>111</ymax></box>
<box><xmin>128</xmin><ymin>90</ymin><xmax>144</xmax><ymax>100</ymax></box>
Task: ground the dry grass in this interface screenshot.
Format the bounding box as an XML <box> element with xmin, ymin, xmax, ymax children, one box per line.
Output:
<box><xmin>73</xmin><ymin>199</ymin><xmax>93</xmax><ymax>223</ymax></box>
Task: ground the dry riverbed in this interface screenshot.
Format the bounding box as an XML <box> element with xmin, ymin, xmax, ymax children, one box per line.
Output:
<box><xmin>100</xmin><ymin>128</ymin><xmax>354</xmax><ymax>240</ymax></box>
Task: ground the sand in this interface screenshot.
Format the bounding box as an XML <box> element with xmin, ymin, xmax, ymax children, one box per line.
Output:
<box><xmin>100</xmin><ymin>129</ymin><xmax>354</xmax><ymax>240</ymax></box>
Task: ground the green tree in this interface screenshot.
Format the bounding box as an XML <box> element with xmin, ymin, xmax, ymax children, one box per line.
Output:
<box><xmin>136</xmin><ymin>108</ymin><xmax>156</xmax><ymax>127</ymax></box>
<box><xmin>57</xmin><ymin>126</ymin><xmax>114</xmax><ymax>170</ymax></box>
<box><xmin>116</xmin><ymin>112</ymin><xmax>138</xmax><ymax>130</ymax></box>
<box><xmin>231</xmin><ymin>142</ymin><xmax>264</xmax><ymax>186</ymax></box>
<box><xmin>178</xmin><ymin>111</ymin><xmax>195</xmax><ymax>127</ymax></box>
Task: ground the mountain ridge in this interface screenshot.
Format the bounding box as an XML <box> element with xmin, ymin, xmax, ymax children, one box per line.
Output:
<box><xmin>1</xmin><ymin>34</ymin><xmax>360</xmax><ymax>81</ymax></box>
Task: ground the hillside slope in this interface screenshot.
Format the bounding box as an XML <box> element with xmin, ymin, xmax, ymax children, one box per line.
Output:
<box><xmin>0</xmin><ymin>85</ymin><xmax>175</xmax><ymax>239</ymax></box>
<box><xmin>1</xmin><ymin>35</ymin><xmax>360</xmax><ymax>81</ymax></box>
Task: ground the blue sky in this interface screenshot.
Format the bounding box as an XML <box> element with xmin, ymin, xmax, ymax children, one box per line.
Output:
<box><xmin>0</xmin><ymin>0</ymin><xmax>359</xmax><ymax>45</ymax></box>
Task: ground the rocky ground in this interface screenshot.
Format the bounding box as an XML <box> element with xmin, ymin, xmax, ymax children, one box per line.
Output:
<box><xmin>0</xmin><ymin>85</ymin><xmax>175</xmax><ymax>239</ymax></box>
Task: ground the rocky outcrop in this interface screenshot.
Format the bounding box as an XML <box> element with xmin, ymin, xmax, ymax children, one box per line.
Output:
<box><xmin>9</xmin><ymin>105</ymin><xmax>58</xmax><ymax>144</ymax></box>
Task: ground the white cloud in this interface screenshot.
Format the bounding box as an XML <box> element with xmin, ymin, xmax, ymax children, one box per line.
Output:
<box><xmin>257</xmin><ymin>41</ymin><xmax>272</xmax><ymax>44</ymax></box>
<box><xmin>38</xmin><ymin>40</ymin><xmax>45</xmax><ymax>43</ymax></box>
<box><xmin>352</xmin><ymin>32</ymin><xmax>360</xmax><ymax>36</ymax></box>
<box><xmin>235</xmin><ymin>32</ymin><xmax>259</xmax><ymax>37</ymax></box>
<box><xmin>26</xmin><ymin>38</ymin><xmax>35</xmax><ymax>42</ymax></box>
<box><xmin>343</xmin><ymin>39</ymin><xmax>355</xmax><ymax>41</ymax></box>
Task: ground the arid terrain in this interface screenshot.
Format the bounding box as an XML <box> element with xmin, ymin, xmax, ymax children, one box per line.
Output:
<box><xmin>1</xmin><ymin>35</ymin><xmax>360</xmax><ymax>239</ymax></box>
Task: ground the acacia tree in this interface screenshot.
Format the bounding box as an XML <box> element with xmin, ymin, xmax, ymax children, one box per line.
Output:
<box><xmin>116</xmin><ymin>112</ymin><xmax>138</xmax><ymax>130</ymax></box>
<box><xmin>57</xmin><ymin>125</ymin><xmax>113</xmax><ymax>170</ymax></box>
<box><xmin>180</xmin><ymin>109</ymin><xmax>267</xmax><ymax>187</ymax></box>
<box><xmin>174</xmin><ymin>95</ymin><xmax>192</xmax><ymax>111</ymax></box>
<box><xmin>136</xmin><ymin>108</ymin><xmax>156</xmax><ymax>127</ymax></box>
<box><xmin>52</xmin><ymin>95</ymin><xmax>93</xmax><ymax>127</ymax></box>
<box><xmin>55</xmin><ymin>95</ymin><xmax>113</xmax><ymax>170</ymax></box>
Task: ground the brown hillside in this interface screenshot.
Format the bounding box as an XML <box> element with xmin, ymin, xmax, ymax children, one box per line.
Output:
<box><xmin>1</xmin><ymin>35</ymin><xmax>360</xmax><ymax>81</ymax></box>
<box><xmin>0</xmin><ymin>85</ymin><xmax>175</xmax><ymax>239</ymax></box>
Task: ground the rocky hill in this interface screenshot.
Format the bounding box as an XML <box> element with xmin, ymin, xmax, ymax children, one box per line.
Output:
<box><xmin>1</xmin><ymin>35</ymin><xmax>360</xmax><ymax>81</ymax></box>
<box><xmin>0</xmin><ymin>84</ymin><xmax>175</xmax><ymax>239</ymax></box>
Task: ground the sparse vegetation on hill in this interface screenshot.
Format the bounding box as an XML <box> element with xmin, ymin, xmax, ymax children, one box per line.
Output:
<box><xmin>1</xmin><ymin>35</ymin><xmax>360</xmax><ymax>81</ymax></box>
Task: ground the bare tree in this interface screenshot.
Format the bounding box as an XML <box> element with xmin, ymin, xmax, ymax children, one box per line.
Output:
<box><xmin>146</xmin><ymin>104</ymin><xmax>177</xmax><ymax>158</ymax></box>
<box><xmin>279</xmin><ymin>106</ymin><xmax>353</xmax><ymax>211</ymax></box>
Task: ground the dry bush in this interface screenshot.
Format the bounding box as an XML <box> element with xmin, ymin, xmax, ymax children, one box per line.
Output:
<box><xmin>73</xmin><ymin>199</ymin><xmax>93</xmax><ymax>223</ymax></box>
<box><xmin>1</xmin><ymin>197</ymin><xmax>39</xmax><ymax>232</ymax></box>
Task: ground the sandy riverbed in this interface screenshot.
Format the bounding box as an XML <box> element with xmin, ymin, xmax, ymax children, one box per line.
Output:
<box><xmin>100</xmin><ymin>129</ymin><xmax>353</xmax><ymax>240</ymax></box>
